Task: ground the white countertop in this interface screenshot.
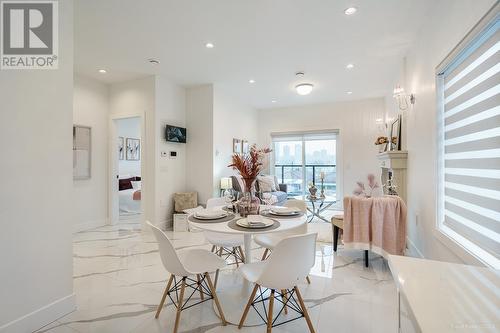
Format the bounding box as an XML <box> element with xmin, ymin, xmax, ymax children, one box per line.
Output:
<box><xmin>388</xmin><ymin>255</ymin><xmax>500</xmax><ymax>333</ymax></box>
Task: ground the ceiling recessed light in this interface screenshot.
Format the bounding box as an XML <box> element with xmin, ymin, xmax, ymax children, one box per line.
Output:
<box><xmin>344</xmin><ymin>7</ymin><xmax>357</xmax><ymax>15</ymax></box>
<box><xmin>271</xmin><ymin>100</ymin><xmax>277</xmax><ymax>103</ymax></box>
<box><xmin>346</xmin><ymin>63</ymin><xmax>354</xmax><ymax>69</ymax></box>
<box><xmin>98</xmin><ymin>69</ymin><xmax>107</xmax><ymax>74</ymax></box>
<box><xmin>205</xmin><ymin>42</ymin><xmax>214</xmax><ymax>48</ymax></box>
<box><xmin>347</xmin><ymin>91</ymin><xmax>353</xmax><ymax>95</ymax></box>
<box><xmin>249</xmin><ymin>79</ymin><xmax>256</xmax><ymax>84</ymax></box>
<box><xmin>148</xmin><ymin>58</ymin><xmax>160</xmax><ymax>65</ymax></box>
<box><xmin>296</xmin><ymin>83</ymin><xmax>314</xmax><ymax>95</ymax></box>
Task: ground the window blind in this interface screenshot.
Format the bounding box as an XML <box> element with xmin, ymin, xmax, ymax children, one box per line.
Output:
<box><xmin>438</xmin><ymin>15</ymin><xmax>500</xmax><ymax>268</ymax></box>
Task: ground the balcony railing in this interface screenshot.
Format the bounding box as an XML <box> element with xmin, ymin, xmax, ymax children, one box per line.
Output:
<box><xmin>274</xmin><ymin>164</ymin><xmax>336</xmax><ymax>196</ymax></box>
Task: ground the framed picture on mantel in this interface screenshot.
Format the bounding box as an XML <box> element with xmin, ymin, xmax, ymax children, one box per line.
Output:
<box><xmin>389</xmin><ymin>115</ymin><xmax>402</xmax><ymax>151</ymax></box>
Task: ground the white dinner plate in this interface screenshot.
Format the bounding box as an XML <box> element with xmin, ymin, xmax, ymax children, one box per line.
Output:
<box><xmin>193</xmin><ymin>212</ymin><xmax>228</xmax><ymax>220</ymax></box>
<box><xmin>268</xmin><ymin>209</ymin><xmax>300</xmax><ymax>216</ymax></box>
<box><xmin>236</xmin><ymin>217</ymin><xmax>275</xmax><ymax>229</ymax></box>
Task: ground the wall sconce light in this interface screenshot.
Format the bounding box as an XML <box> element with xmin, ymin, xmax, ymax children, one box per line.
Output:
<box><xmin>393</xmin><ymin>85</ymin><xmax>416</xmax><ymax>110</ymax></box>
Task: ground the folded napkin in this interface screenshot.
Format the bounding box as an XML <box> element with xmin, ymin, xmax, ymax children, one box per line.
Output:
<box><xmin>247</xmin><ymin>215</ymin><xmax>265</xmax><ymax>225</ymax></box>
<box><xmin>195</xmin><ymin>210</ymin><xmax>226</xmax><ymax>218</ymax></box>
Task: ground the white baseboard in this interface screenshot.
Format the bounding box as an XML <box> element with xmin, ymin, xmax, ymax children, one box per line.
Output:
<box><xmin>73</xmin><ymin>218</ymin><xmax>108</xmax><ymax>233</ymax></box>
<box><xmin>405</xmin><ymin>236</ymin><xmax>424</xmax><ymax>258</ymax></box>
<box><xmin>0</xmin><ymin>293</ymin><xmax>76</xmax><ymax>333</ymax></box>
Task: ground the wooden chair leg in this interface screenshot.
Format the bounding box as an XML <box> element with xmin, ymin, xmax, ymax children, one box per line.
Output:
<box><xmin>155</xmin><ymin>274</ymin><xmax>174</xmax><ymax>318</ymax></box>
<box><xmin>306</xmin><ymin>276</ymin><xmax>311</xmax><ymax>284</ymax></box>
<box><xmin>173</xmin><ymin>277</ymin><xmax>186</xmax><ymax>333</ymax></box>
<box><xmin>210</xmin><ymin>245</ymin><xmax>216</xmax><ymax>253</ymax></box>
<box><xmin>333</xmin><ymin>226</ymin><xmax>339</xmax><ymax>252</ymax></box>
<box><xmin>364</xmin><ymin>250</ymin><xmax>369</xmax><ymax>267</ymax></box>
<box><xmin>261</xmin><ymin>248</ymin><xmax>269</xmax><ymax>261</ymax></box>
<box><xmin>205</xmin><ymin>273</ymin><xmax>227</xmax><ymax>326</ymax></box>
<box><xmin>214</xmin><ymin>269</ymin><xmax>220</xmax><ymax>290</ymax></box>
<box><xmin>238</xmin><ymin>246</ymin><xmax>245</xmax><ymax>263</ymax></box>
<box><xmin>233</xmin><ymin>247</ymin><xmax>240</xmax><ymax>267</ymax></box>
<box><xmin>218</xmin><ymin>247</ymin><xmax>223</xmax><ymax>257</ymax></box>
<box><xmin>196</xmin><ymin>274</ymin><xmax>204</xmax><ymax>300</ymax></box>
<box><xmin>281</xmin><ymin>289</ymin><xmax>288</xmax><ymax>314</ymax></box>
<box><xmin>294</xmin><ymin>286</ymin><xmax>315</xmax><ymax>333</ymax></box>
<box><xmin>267</xmin><ymin>289</ymin><xmax>275</xmax><ymax>333</ymax></box>
<box><xmin>238</xmin><ymin>284</ymin><xmax>259</xmax><ymax>329</ymax></box>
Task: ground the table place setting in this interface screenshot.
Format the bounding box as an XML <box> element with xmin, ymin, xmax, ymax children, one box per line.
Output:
<box><xmin>188</xmin><ymin>209</ymin><xmax>235</xmax><ymax>223</ymax></box>
<box><xmin>236</xmin><ymin>214</ymin><xmax>275</xmax><ymax>229</ymax></box>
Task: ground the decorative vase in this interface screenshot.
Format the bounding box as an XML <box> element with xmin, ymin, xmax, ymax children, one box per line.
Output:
<box><xmin>237</xmin><ymin>192</ymin><xmax>260</xmax><ymax>217</ymax></box>
<box><xmin>237</xmin><ymin>178</ymin><xmax>260</xmax><ymax>217</ymax></box>
<box><xmin>309</xmin><ymin>185</ymin><xmax>318</xmax><ymax>198</ymax></box>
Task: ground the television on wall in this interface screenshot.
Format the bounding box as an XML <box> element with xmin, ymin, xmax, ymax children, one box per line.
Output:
<box><xmin>166</xmin><ymin>125</ymin><xmax>187</xmax><ymax>143</ymax></box>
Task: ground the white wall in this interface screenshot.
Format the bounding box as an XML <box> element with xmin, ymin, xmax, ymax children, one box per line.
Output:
<box><xmin>73</xmin><ymin>75</ymin><xmax>109</xmax><ymax>232</ymax></box>
<box><xmin>213</xmin><ymin>85</ymin><xmax>258</xmax><ymax>197</ymax></box>
<box><xmin>155</xmin><ymin>76</ymin><xmax>186</xmax><ymax>226</ymax></box>
<box><xmin>109</xmin><ymin>76</ymin><xmax>187</xmax><ymax>227</ymax></box>
<box><xmin>0</xmin><ymin>1</ymin><xmax>76</xmax><ymax>331</ymax></box>
<box><xmin>185</xmin><ymin>85</ymin><xmax>214</xmax><ymax>204</ymax></box>
<box><xmin>117</xmin><ymin>117</ymin><xmax>141</xmax><ymax>177</ymax></box>
<box><xmin>257</xmin><ymin>98</ymin><xmax>386</xmax><ymax>204</ymax></box>
<box><xmin>396</xmin><ymin>0</ymin><xmax>497</xmax><ymax>263</ymax></box>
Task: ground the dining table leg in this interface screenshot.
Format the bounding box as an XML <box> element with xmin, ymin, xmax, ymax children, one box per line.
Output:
<box><xmin>244</xmin><ymin>234</ymin><xmax>252</xmax><ymax>264</ymax></box>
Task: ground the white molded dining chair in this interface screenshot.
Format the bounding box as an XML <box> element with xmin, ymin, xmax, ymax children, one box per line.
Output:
<box><xmin>238</xmin><ymin>233</ymin><xmax>317</xmax><ymax>333</ymax></box>
<box><xmin>204</xmin><ymin>197</ymin><xmax>245</xmax><ymax>280</ymax></box>
<box><xmin>147</xmin><ymin>221</ymin><xmax>227</xmax><ymax>333</ymax></box>
<box><xmin>254</xmin><ymin>199</ymin><xmax>311</xmax><ymax>283</ymax></box>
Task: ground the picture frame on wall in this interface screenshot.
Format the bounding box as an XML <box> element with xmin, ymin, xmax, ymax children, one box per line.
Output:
<box><xmin>389</xmin><ymin>115</ymin><xmax>402</xmax><ymax>151</ymax></box>
<box><xmin>126</xmin><ymin>138</ymin><xmax>141</xmax><ymax>160</ymax></box>
<box><xmin>233</xmin><ymin>138</ymin><xmax>242</xmax><ymax>154</ymax></box>
<box><xmin>118</xmin><ymin>137</ymin><xmax>124</xmax><ymax>160</ymax></box>
<box><xmin>241</xmin><ymin>140</ymin><xmax>249</xmax><ymax>154</ymax></box>
<box><xmin>73</xmin><ymin>125</ymin><xmax>91</xmax><ymax>180</ymax></box>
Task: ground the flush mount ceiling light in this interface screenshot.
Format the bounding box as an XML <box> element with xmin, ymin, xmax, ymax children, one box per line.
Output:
<box><xmin>271</xmin><ymin>100</ymin><xmax>277</xmax><ymax>103</ymax></box>
<box><xmin>295</xmin><ymin>83</ymin><xmax>314</xmax><ymax>95</ymax></box>
<box><xmin>205</xmin><ymin>42</ymin><xmax>214</xmax><ymax>48</ymax></box>
<box><xmin>347</xmin><ymin>91</ymin><xmax>353</xmax><ymax>95</ymax></box>
<box><xmin>249</xmin><ymin>79</ymin><xmax>256</xmax><ymax>84</ymax></box>
<box><xmin>344</xmin><ymin>7</ymin><xmax>357</xmax><ymax>15</ymax></box>
<box><xmin>148</xmin><ymin>58</ymin><xmax>160</xmax><ymax>65</ymax></box>
<box><xmin>346</xmin><ymin>63</ymin><xmax>354</xmax><ymax>69</ymax></box>
<box><xmin>98</xmin><ymin>69</ymin><xmax>107</xmax><ymax>74</ymax></box>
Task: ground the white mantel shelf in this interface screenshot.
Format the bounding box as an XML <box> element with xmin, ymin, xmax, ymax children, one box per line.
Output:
<box><xmin>389</xmin><ymin>255</ymin><xmax>500</xmax><ymax>332</ymax></box>
<box><xmin>377</xmin><ymin>150</ymin><xmax>408</xmax><ymax>169</ymax></box>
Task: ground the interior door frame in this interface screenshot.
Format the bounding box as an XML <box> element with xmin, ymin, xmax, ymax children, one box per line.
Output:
<box><xmin>108</xmin><ymin>111</ymin><xmax>147</xmax><ymax>226</ymax></box>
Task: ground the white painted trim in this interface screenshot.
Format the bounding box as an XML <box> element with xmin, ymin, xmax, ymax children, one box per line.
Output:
<box><xmin>405</xmin><ymin>236</ymin><xmax>424</xmax><ymax>258</ymax></box>
<box><xmin>433</xmin><ymin>228</ymin><xmax>485</xmax><ymax>266</ymax></box>
<box><xmin>0</xmin><ymin>294</ymin><xmax>75</xmax><ymax>333</ymax></box>
<box><xmin>73</xmin><ymin>218</ymin><xmax>108</xmax><ymax>233</ymax></box>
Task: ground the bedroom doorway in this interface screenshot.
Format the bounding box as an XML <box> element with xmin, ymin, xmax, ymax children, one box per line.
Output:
<box><xmin>109</xmin><ymin>113</ymin><xmax>146</xmax><ymax>226</ymax></box>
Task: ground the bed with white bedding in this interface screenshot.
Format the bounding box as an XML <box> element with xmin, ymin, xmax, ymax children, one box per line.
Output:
<box><xmin>119</xmin><ymin>188</ymin><xmax>141</xmax><ymax>214</ymax></box>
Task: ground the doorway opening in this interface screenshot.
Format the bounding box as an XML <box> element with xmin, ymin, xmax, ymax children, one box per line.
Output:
<box><xmin>110</xmin><ymin>114</ymin><xmax>145</xmax><ymax>226</ymax></box>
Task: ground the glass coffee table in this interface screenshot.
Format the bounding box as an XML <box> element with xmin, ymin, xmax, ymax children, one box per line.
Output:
<box><xmin>305</xmin><ymin>195</ymin><xmax>336</xmax><ymax>223</ymax></box>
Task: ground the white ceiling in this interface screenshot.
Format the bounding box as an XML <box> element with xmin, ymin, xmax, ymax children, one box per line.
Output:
<box><xmin>74</xmin><ymin>0</ymin><xmax>433</xmax><ymax>109</ymax></box>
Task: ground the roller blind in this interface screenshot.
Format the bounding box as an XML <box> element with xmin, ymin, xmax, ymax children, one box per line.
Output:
<box><xmin>437</xmin><ymin>14</ymin><xmax>500</xmax><ymax>268</ymax></box>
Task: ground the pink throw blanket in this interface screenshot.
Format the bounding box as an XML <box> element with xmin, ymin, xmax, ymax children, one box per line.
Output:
<box><xmin>133</xmin><ymin>190</ymin><xmax>141</xmax><ymax>201</ymax></box>
<box><xmin>343</xmin><ymin>196</ymin><xmax>407</xmax><ymax>257</ymax></box>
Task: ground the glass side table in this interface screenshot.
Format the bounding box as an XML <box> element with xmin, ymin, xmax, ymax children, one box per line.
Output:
<box><xmin>305</xmin><ymin>195</ymin><xmax>336</xmax><ymax>223</ymax></box>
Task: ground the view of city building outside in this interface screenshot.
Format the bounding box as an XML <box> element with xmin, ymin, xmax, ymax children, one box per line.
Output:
<box><xmin>273</xmin><ymin>138</ymin><xmax>336</xmax><ymax>198</ymax></box>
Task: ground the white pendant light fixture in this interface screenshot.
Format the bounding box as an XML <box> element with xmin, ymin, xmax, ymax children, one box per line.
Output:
<box><xmin>295</xmin><ymin>83</ymin><xmax>314</xmax><ymax>95</ymax></box>
<box><xmin>294</xmin><ymin>71</ymin><xmax>314</xmax><ymax>95</ymax></box>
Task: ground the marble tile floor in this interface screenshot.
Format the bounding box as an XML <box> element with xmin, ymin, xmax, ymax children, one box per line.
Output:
<box><xmin>37</xmin><ymin>221</ymin><xmax>398</xmax><ymax>333</ymax></box>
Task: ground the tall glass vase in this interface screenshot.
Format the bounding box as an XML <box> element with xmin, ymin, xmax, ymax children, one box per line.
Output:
<box><xmin>237</xmin><ymin>178</ymin><xmax>260</xmax><ymax>217</ymax></box>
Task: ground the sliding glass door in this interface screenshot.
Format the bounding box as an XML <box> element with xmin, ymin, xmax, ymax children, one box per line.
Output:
<box><xmin>272</xmin><ymin>132</ymin><xmax>337</xmax><ymax>198</ymax></box>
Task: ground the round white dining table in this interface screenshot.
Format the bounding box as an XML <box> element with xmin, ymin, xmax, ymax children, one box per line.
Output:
<box><xmin>188</xmin><ymin>206</ymin><xmax>307</xmax><ymax>264</ymax></box>
<box><xmin>187</xmin><ymin>207</ymin><xmax>308</xmax><ymax>326</ymax></box>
